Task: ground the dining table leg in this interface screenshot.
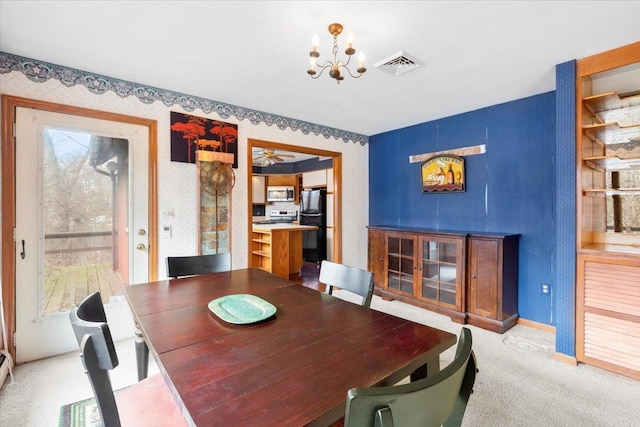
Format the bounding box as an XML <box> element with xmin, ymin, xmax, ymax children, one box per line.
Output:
<box><xmin>135</xmin><ymin>323</ymin><xmax>149</xmax><ymax>381</ymax></box>
<box><xmin>409</xmin><ymin>355</ymin><xmax>440</xmax><ymax>381</ymax></box>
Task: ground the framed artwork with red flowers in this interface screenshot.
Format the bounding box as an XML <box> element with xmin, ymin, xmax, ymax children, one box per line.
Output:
<box><xmin>170</xmin><ymin>111</ymin><xmax>238</xmax><ymax>168</ymax></box>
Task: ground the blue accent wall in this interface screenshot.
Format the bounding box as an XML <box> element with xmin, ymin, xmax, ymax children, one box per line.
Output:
<box><xmin>369</xmin><ymin>92</ymin><xmax>557</xmax><ymax>326</ymax></box>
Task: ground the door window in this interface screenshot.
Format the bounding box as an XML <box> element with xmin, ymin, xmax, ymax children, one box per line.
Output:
<box><xmin>43</xmin><ymin>129</ymin><xmax>129</xmax><ymax>314</ymax></box>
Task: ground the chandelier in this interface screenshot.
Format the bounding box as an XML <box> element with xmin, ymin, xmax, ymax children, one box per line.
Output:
<box><xmin>307</xmin><ymin>23</ymin><xmax>366</xmax><ymax>84</ymax></box>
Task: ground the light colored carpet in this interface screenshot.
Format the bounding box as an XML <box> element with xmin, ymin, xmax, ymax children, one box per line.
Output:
<box><xmin>1</xmin><ymin>292</ymin><xmax>639</xmax><ymax>426</ymax></box>
<box><xmin>0</xmin><ymin>337</ymin><xmax>158</xmax><ymax>427</ymax></box>
<box><xmin>362</xmin><ymin>293</ymin><xmax>640</xmax><ymax>427</ymax></box>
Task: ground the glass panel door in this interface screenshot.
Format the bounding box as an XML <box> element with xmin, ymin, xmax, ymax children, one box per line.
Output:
<box><xmin>386</xmin><ymin>234</ymin><xmax>415</xmax><ymax>294</ymax></box>
<box><xmin>15</xmin><ymin>106</ymin><xmax>149</xmax><ymax>362</ymax></box>
<box><xmin>420</xmin><ymin>237</ymin><xmax>459</xmax><ymax>307</ymax></box>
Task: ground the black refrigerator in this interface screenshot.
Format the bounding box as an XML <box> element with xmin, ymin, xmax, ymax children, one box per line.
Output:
<box><xmin>299</xmin><ymin>189</ymin><xmax>327</xmax><ymax>264</ymax></box>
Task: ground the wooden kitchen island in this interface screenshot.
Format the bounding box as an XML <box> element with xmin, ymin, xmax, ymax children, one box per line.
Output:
<box><xmin>252</xmin><ymin>223</ymin><xmax>318</xmax><ymax>279</ymax></box>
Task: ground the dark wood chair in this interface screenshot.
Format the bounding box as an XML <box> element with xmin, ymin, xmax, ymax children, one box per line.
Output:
<box><xmin>134</xmin><ymin>252</ymin><xmax>233</xmax><ymax>381</ymax></box>
<box><xmin>319</xmin><ymin>260</ymin><xmax>374</xmax><ymax>308</ymax></box>
<box><xmin>166</xmin><ymin>252</ymin><xmax>232</xmax><ymax>278</ymax></box>
<box><xmin>344</xmin><ymin>327</ymin><xmax>477</xmax><ymax>427</ymax></box>
<box><xmin>69</xmin><ymin>292</ymin><xmax>186</xmax><ymax>427</ymax></box>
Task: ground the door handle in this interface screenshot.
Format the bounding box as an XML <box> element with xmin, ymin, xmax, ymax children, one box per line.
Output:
<box><xmin>20</xmin><ymin>239</ymin><xmax>26</xmax><ymax>259</ymax></box>
<box><xmin>137</xmin><ymin>243</ymin><xmax>147</xmax><ymax>250</ymax></box>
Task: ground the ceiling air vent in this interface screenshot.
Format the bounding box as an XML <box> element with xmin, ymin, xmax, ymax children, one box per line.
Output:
<box><xmin>374</xmin><ymin>51</ymin><xmax>423</xmax><ymax>76</ymax></box>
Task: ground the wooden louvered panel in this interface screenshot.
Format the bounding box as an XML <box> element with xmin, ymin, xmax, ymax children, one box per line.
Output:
<box><xmin>578</xmin><ymin>255</ymin><xmax>640</xmax><ymax>378</ymax></box>
<box><xmin>584</xmin><ymin>312</ymin><xmax>640</xmax><ymax>371</ymax></box>
<box><xmin>583</xmin><ymin>260</ymin><xmax>640</xmax><ymax>317</ymax></box>
<box><xmin>584</xmin><ymin>296</ymin><xmax>640</xmax><ymax>317</ymax></box>
<box><xmin>584</xmin><ymin>265</ymin><xmax>640</xmax><ymax>284</ymax></box>
<box><xmin>584</xmin><ymin>267</ymin><xmax>640</xmax><ymax>285</ymax></box>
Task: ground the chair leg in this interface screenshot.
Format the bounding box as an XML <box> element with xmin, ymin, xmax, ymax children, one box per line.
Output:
<box><xmin>135</xmin><ymin>325</ymin><xmax>149</xmax><ymax>381</ymax></box>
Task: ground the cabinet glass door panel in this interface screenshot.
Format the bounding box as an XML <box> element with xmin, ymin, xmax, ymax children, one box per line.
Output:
<box><xmin>388</xmin><ymin>236</ymin><xmax>400</xmax><ymax>254</ymax></box>
<box><xmin>386</xmin><ymin>234</ymin><xmax>415</xmax><ymax>295</ymax></box>
<box><xmin>400</xmin><ymin>276</ymin><xmax>414</xmax><ymax>293</ymax></box>
<box><xmin>400</xmin><ymin>238</ymin><xmax>414</xmax><ymax>257</ymax></box>
<box><xmin>387</xmin><ymin>269</ymin><xmax>413</xmax><ymax>294</ymax></box>
<box><xmin>439</xmin><ymin>242</ymin><xmax>458</xmax><ymax>263</ymax></box>
<box><xmin>421</xmin><ymin>278</ymin><xmax>438</xmax><ymax>300</ymax></box>
<box><xmin>388</xmin><ymin>275</ymin><xmax>400</xmax><ymax>291</ymax></box>
<box><xmin>422</xmin><ymin>261</ymin><xmax>439</xmax><ymax>279</ymax></box>
<box><xmin>401</xmin><ymin>257</ymin><xmax>414</xmax><ymax>275</ymax></box>
<box><xmin>419</xmin><ymin>238</ymin><xmax>459</xmax><ymax>307</ymax></box>
<box><xmin>388</xmin><ymin>256</ymin><xmax>399</xmax><ymax>272</ymax></box>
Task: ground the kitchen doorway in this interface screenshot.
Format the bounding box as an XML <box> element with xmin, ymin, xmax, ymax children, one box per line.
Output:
<box><xmin>246</xmin><ymin>139</ymin><xmax>342</xmax><ymax>269</ymax></box>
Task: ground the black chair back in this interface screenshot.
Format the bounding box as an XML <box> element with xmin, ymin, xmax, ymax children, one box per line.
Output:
<box><xmin>69</xmin><ymin>291</ymin><xmax>118</xmax><ymax>370</ymax></box>
<box><xmin>69</xmin><ymin>292</ymin><xmax>121</xmax><ymax>427</ymax></box>
<box><xmin>166</xmin><ymin>252</ymin><xmax>231</xmax><ymax>278</ymax></box>
<box><xmin>319</xmin><ymin>260</ymin><xmax>374</xmax><ymax>308</ymax></box>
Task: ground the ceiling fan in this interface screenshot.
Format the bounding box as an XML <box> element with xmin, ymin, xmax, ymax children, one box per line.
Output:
<box><xmin>253</xmin><ymin>148</ymin><xmax>295</xmax><ymax>165</ymax></box>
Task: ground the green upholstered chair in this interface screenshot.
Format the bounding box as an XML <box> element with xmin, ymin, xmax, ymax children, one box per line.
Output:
<box><xmin>344</xmin><ymin>327</ymin><xmax>477</xmax><ymax>427</ymax></box>
<box><xmin>166</xmin><ymin>252</ymin><xmax>231</xmax><ymax>278</ymax></box>
<box><xmin>319</xmin><ymin>260</ymin><xmax>374</xmax><ymax>308</ymax></box>
<box><xmin>69</xmin><ymin>292</ymin><xmax>186</xmax><ymax>427</ymax></box>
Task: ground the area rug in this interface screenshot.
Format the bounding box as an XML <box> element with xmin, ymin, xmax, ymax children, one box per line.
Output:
<box><xmin>58</xmin><ymin>388</ymin><xmax>126</xmax><ymax>427</ymax></box>
<box><xmin>58</xmin><ymin>395</ymin><xmax>101</xmax><ymax>427</ymax></box>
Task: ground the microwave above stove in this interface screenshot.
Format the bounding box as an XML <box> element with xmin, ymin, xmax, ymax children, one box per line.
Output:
<box><xmin>267</xmin><ymin>186</ymin><xmax>295</xmax><ymax>202</ymax></box>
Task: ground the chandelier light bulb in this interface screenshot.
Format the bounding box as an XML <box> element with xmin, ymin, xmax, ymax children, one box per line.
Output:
<box><xmin>358</xmin><ymin>52</ymin><xmax>367</xmax><ymax>73</ymax></box>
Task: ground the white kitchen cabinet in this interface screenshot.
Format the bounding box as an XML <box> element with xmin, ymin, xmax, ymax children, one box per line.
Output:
<box><xmin>252</xmin><ymin>176</ymin><xmax>266</xmax><ymax>204</ymax></box>
<box><xmin>302</xmin><ymin>169</ymin><xmax>326</xmax><ymax>188</ymax></box>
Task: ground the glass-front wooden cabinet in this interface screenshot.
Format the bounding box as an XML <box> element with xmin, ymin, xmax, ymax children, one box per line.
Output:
<box><xmin>368</xmin><ymin>226</ymin><xmax>519</xmax><ymax>332</ymax></box>
<box><xmin>375</xmin><ymin>228</ymin><xmax>466</xmax><ymax>322</ymax></box>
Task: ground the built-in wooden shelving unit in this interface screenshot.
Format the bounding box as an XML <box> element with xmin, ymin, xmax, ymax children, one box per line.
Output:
<box><xmin>576</xmin><ymin>41</ymin><xmax>640</xmax><ymax>381</ymax></box>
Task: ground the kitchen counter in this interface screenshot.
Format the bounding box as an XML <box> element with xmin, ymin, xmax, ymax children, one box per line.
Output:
<box><xmin>252</xmin><ymin>223</ymin><xmax>318</xmax><ymax>231</ymax></box>
<box><xmin>251</xmin><ymin>224</ymin><xmax>319</xmax><ymax>279</ymax></box>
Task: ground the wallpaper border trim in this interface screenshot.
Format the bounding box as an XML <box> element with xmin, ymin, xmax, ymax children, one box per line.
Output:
<box><xmin>0</xmin><ymin>51</ymin><xmax>368</xmax><ymax>146</ymax></box>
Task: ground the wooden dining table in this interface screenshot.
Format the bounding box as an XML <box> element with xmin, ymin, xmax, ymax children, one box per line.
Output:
<box><xmin>123</xmin><ymin>268</ymin><xmax>457</xmax><ymax>426</ymax></box>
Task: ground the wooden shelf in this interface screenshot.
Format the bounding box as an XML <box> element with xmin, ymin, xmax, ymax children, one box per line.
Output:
<box><xmin>583</xmin><ymin>188</ymin><xmax>640</xmax><ymax>195</ymax></box>
<box><xmin>583</xmin><ymin>155</ymin><xmax>640</xmax><ymax>171</ymax></box>
<box><xmin>251</xmin><ymin>250</ymin><xmax>271</xmax><ymax>257</ymax></box>
<box><xmin>252</xmin><ymin>230</ymin><xmax>272</xmax><ymax>273</ymax></box>
<box><xmin>580</xmin><ymin>242</ymin><xmax>640</xmax><ymax>255</ymax></box>
<box><xmin>582</xmin><ymin>122</ymin><xmax>640</xmax><ymax>145</ymax></box>
<box><xmin>583</xmin><ymin>91</ymin><xmax>640</xmax><ymax>114</ymax></box>
<box><xmin>252</xmin><ymin>238</ymin><xmax>271</xmax><ymax>244</ymax></box>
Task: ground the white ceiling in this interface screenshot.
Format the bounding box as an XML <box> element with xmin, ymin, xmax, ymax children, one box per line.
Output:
<box><xmin>1</xmin><ymin>1</ymin><xmax>639</xmax><ymax>138</ymax></box>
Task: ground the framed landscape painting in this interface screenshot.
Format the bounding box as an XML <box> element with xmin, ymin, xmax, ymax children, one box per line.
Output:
<box><xmin>170</xmin><ymin>112</ymin><xmax>238</xmax><ymax>168</ymax></box>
